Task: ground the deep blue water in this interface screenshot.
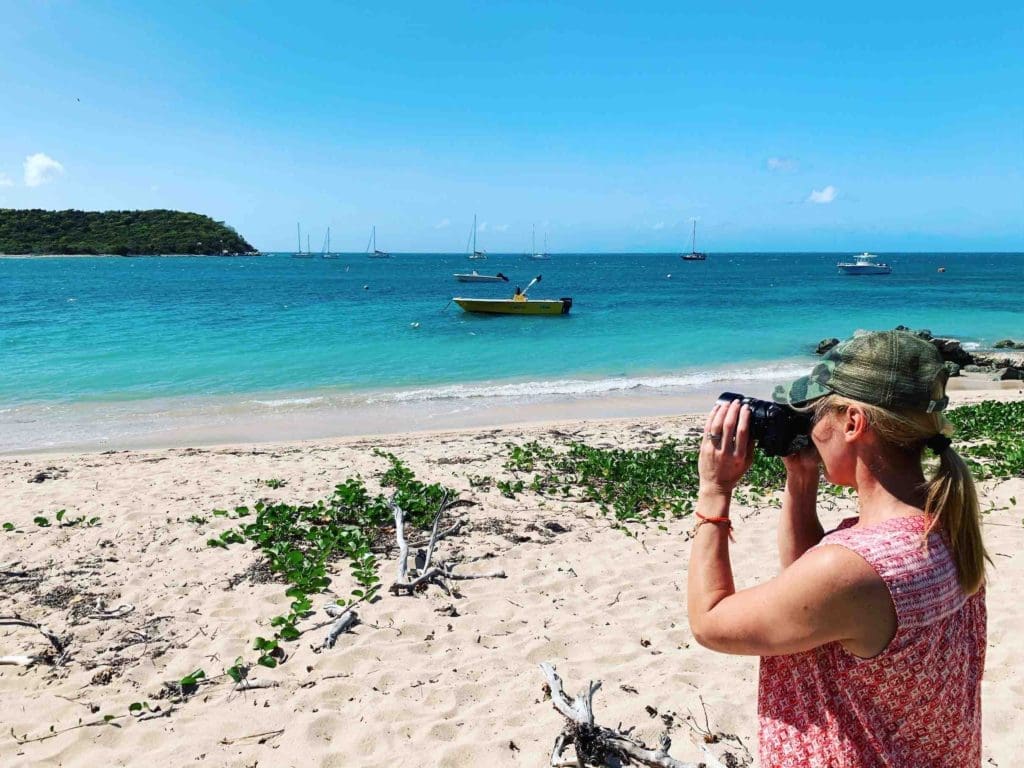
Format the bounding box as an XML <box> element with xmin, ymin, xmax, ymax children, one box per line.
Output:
<box><xmin>2</xmin><ymin>252</ymin><xmax>1022</xmax><ymax>410</ymax></box>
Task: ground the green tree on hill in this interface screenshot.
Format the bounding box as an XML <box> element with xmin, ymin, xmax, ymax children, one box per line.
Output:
<box><xmin>0</xmin><ymin>208</ymin><xmax>256</xmax><ymax>255</ymax></box>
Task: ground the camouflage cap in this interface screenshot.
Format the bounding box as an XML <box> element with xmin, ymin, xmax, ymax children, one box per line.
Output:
<box><xmin>773</xmin><ymin>330</ymin><xmax>950</xmax><ymax>413</ymax></box>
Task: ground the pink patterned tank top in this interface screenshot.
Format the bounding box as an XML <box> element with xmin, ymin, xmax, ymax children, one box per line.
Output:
<box><xmin>758</xmin><ymin>515</ymin><xmax>986</xmax><ymax>767</ymax></box>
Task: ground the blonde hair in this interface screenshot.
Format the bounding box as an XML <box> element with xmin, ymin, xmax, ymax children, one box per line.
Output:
<box><xmin>813</xmin><ymin>394</ymin><xmax>988</xmax><ymax>594</ymax></box>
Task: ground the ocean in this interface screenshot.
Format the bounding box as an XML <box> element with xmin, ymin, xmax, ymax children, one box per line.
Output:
<box><xmin>2</xmin><ymin>252</ymin><xmax>1022</xmax><ymax>451</ymax></box>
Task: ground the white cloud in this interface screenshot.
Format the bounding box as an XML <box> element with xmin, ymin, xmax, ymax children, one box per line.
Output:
<box><xmin>493</xmin><ymin>223</ymin><xmax>509</xmax><ymax>232</ymax></box>
<box><xmin>652</xmin><ymin>221</ymin><xmax>665</xmax><ymax>230</ymax></box>
<box><xmin>767</xmin><ymin>156</ymin><xmax>797</xmax><ymax>171</ymax></box>
<box><xmin>807</xmin><ymin>185</ymin><xmax>837</xmax><ymax>204</ymax></box>
<box><xmin>24</xmin><ymin>153</ymin><xmax>65</xmax><ymax>187</ymax></box>
<box><xmin>477</xmin><ymin>221</ymin><xmax>488</xmax><ymax>232</ymax></box>
<box><xmin>0</xmin><ymin>173</ymin><xmax>13</xmax><ymax>187</ymax></box>
<box><xmin>433</xmin><ymin>217</ymin><xmax>450</xmax><ymax>230</ymax></box>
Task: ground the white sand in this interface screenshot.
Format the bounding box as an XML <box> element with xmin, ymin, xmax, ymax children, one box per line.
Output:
<box><xmin>1</xmin><ymin>392</ymin><xmax>1022</xmax><ymax>767</ymax></box>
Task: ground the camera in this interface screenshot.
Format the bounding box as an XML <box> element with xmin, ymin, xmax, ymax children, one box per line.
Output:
<box><xmin>715</xmin><ymin>392</ymin><xmax>812</xmax><ymax>457</ymax></box>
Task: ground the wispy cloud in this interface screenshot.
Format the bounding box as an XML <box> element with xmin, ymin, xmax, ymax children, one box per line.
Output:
<box><xmin>24</xmin><ymin>153</ymin><xmax>65</xmax><ymax>187</ymax></box>
<box><xmin>652</xmin><ymin>221</ymin><xmax>665</xmax><ymax>230</ymax></box>
<box><xmin>767</xmin><ymin>156</ymin><xmax>797</xmax><ymax>172</ymax></box>
<box><xmin>433</xmin><ymin>217</ymin><xmax>450</xmax><ymax>230</ymax></box>
<box><xmin>0</xmin><ymin>173</ymin><xmax>13</xmax><ymax>187</ymax></box>
<box><xmin>807</xmin><ymin>185</ymin><xmax>837</xmax><ymax>204</ymax></box>
<box><xmin>477</xmin><ymin>221</ymin><xmax>488</xmax><ymax>232</ymax></box>
<box><xmin>493</xmin><ymin>223</ymin><xmax>509</xmax><ymax>232</ymax></box>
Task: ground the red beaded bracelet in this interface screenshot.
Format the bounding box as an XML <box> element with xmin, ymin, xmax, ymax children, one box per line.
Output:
<box><xmin>695</xmin><ymin>511</ymin><xmax>735</xmax><ymax>541</ymax></box>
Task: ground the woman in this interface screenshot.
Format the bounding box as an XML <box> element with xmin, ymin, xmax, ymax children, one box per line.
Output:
<box><xmin>687</xmin><ymin>330</ymin><xmax>987</xmax><ymax>767</ymax></box>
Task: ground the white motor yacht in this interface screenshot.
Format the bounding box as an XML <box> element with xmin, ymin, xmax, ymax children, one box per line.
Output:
<box><xmin>837</xmin><ymin>253</ymin><xmax>892</xmax><ymax>275</ymax></box>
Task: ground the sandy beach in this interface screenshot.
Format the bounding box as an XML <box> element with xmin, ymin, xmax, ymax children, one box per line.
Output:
<box><xmin>2</xmin><ymin>385</ymin><xmax>1022</xmax><ymax>767</ymax></box>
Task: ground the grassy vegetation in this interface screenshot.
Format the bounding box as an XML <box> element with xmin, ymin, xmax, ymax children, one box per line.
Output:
<box><xmin>205</xmin><ymin>452</ymin><xmax>453</xmax><ymax>668</ymax></box>
<box><xmin>502</xmin><ymin>439</ymin><xmax>785</xmax><ymax>522</ymax></box>
<box><xmin>947</xmin><ymin>400</ymin><xmax>1024</xmax><ymax>480</ymax></box>
<box><xmin>0</xmin><ymin>208</ymin><xmax>254</xmax><ymax>255</ymax></box>
<box><xmin>496</xmin><ymin>401</ymin><xmax>1023</xmax><ymax>523</ymax></box>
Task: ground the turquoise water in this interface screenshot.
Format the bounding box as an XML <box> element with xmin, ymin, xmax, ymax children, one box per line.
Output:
<box><xmin>1</xmin><ymin>252</ymin><xmax>1022</xmax><ymax>450</ymax></box>
<box><xmin>3</xmin><ymin>252</ymin><xmax>1023</xmax><ymax>408</ymax></box>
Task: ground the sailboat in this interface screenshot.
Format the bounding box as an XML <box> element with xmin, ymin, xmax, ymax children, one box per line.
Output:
<box><xmin>366</xmin><ymin>226</ymin><xmax>390</xmax><ymax>258</ymax></box>
<box><xmin>681</xmin><ymin>221</ymin><xmax>707</xmax><ymax>261</ymax></box>
<box><xmin>529</xmin><ymin>227</ymin><xmax>550</xmax><ymax>260</ymax></box>
<box><xmin>321</xmin><ymin>227</ymin><xmax>339</xmax><ymax>259</ymax></box>
<box><xmin>292</xmin><ymin>223</ymin><xmax>313</xmax><ymax>258</ymax></box>
<box><xmin>467</xmin><ymin>215</ymin><xmax>486</xmax><ymax>260</ymax></box>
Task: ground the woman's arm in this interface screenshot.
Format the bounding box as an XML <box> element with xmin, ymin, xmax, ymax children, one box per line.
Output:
<box><xmin>691</xmin><ymin>544</ymin><xmax>895</xmax><ymax>657</ymax></box>
<box><xmin>778</xmin><ymin>451</ymin><xmax>824</xmax><ymax>568</ymax></box>
<box><xmin>687</xmin><ymin>400</ymin><xmax>895</xmax><ymax>658</ymax></box>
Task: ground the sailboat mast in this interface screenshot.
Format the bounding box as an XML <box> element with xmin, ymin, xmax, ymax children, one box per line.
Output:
<box><xmin>297</xmin><ymin>222</ymin><xmax>301</xmax><ymax>253</ymax></box>
<box><xmin>372</xmin><ymin>225</ymin><xmax>376</xmax><ymax>251</ymax></box>
<box><xmin>473</xmin><ymin>214</ymin><xmax>477</xmax><ymax>253</ymax></box>
<box><xmin>532</xmin><ymin>224</ymin><xmax>536</xmax><ymax>254</ymax></box>
<box><xmin>691</xmin><ymin>221</ymin><xmax>696</xmax><ymax>252</ymax></box>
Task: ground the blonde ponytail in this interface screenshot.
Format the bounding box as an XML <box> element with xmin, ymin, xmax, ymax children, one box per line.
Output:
<box><xmin>813</xmin><ymin>395</ymin><xmax>989</xmax><ymax>594</ymax></box>
<box><xmin>924</xmin><ymin>446</ymin><xmax>987</xmax><ymax>594</ymax></box>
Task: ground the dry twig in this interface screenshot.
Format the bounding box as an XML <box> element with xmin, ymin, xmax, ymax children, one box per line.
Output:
<box><xmin>539</xmin><ymin>662</ymin><xmax>750</xmax><ymax>768</ymax></box>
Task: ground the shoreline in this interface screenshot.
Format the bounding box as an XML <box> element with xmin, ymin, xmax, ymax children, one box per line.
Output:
<box><xmin>3</xmin><ymin>374</ymin><xmax>1021</xmax><ymax>459</ymax></box>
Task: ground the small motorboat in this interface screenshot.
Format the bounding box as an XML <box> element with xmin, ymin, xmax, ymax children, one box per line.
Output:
<box><xmin>454</xmin><ymin>271</ymin><xmax>509</xmax><ymax>283</ymax></box>
<box><xmin>837</xmin><ymin>253</ymin><xmax>892</xmax><ymax>275</ymax></box>
<box><xmin>454</xmin><ymin>297</ymin><xmax>572</xmax><ymax>315</ymax></box>
<box><xmin>453</xmin><ymin>275</ymin><xmax>572</xmax><ymax>315</ymax></box>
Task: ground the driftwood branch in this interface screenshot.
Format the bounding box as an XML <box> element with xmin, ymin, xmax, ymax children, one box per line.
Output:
<box><xmin>539</xmin><ymin>662</ymin><xmax>749</xmax><ymax>768</ymax></box>
<box><xmin>322</xmin><ymin>608</ymin><xmax>359</xmax><ymax>649</ymax></box>
<box><xmin>233</xmin><ymin>678</ymin><xmax>278</xmax><ymax>692</ymax></box>
<box><xmin>389</xmin><ymin>497</ymin><xmax>502</xmax><ymax>597</ymax></box>
<box><xmin>0</xmin><ymin>655</ymin><xmax>35</xmax><ymax>667</ymax></box>
<box><xmin>0</xmin><ymin>614</ymin><xmax>69</xmax><ymax>665</ymax></box>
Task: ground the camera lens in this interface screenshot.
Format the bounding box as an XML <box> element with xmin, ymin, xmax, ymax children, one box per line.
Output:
<box><xmin>715</xmin><ymin>392</ymin><xmax>811</xmax><ymax>456</ymax></box>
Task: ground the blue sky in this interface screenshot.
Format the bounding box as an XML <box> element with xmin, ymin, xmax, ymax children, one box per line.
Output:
<box><xmin>1</xmin><ymin>2</ymin><xmax>1021</xmax><ymax>252</ymax></box>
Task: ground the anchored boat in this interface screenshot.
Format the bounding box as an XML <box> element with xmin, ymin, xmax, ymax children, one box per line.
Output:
<box><xmin>454</xmin><ymin>297</ymin><xmax>572</xmax><ymax>315</ymax></box>
<box><xmin>366</xmin><ymin>225</ymin><xmax>390</xmax><ymax>258</ymax></box>
<box><xmin>837</xmin><ymin>253</ymin><xmax>892</xmax><ymax>275</ymax></box>
<box><xmin>467</xmin><ymin>214</ymin><xmax>486</xmax><ymax>260</ymax></box>
<box><xmin>454</xmin><ymin>271</ymin><xmax>509</xmax><ymax>283</ymax></box>
<box><xmin>453</xmin><ymin>275</ymin><xmax>572</xmax><ymax>315</ymax></box>
<box><xmin>680</xmin><ymin>220</ymin><xmax>707</xmax><ymax>261</ymax></box>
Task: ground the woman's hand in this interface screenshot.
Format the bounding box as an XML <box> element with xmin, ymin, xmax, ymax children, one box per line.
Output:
<box><xmin>699</xmin><ymin>399</ymin><xmax>754</xmax><ymax>497</ymax></box>
<box><xmin>782</xmin><ymin>445</ymin><xmax>821</xmax><ymax>483</ymax></box>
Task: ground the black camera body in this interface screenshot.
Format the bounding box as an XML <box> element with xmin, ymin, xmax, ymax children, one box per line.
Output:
<box><xmin>715</xmin><ymin>392</ymin><xmax>812</xmax><ymax>457</ymax></box>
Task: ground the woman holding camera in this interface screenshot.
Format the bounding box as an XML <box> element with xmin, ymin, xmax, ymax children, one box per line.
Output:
<box><xmin>687</xmin><ymin>330</ymin><xmax>986</xmax><ymax>767</ymax></box>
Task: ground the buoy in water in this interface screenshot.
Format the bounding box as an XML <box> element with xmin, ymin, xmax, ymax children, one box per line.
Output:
<box><xmin>938</xmin><ymin>267</ymin><xmax>946</xmax><ymax>273</ymax></box>
<box><xmin>666</xmin><ymin>274</ymin><xmax>672</xmax><ymax>278</ymax></box>
<box><xmin>410</xmin><ymin>322</ymin><xmax>420</xmax><ymax>329</ymax></box>
<box><xmin>363</xmin><ymin>284</ymin><xmax>369</xmax><ymax>290</ymax></box>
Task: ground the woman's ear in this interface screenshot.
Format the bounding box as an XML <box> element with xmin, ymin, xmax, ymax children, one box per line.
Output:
<box><xmin>843</xmin><ymin>404</ymin><xmax>869</xmax><ymax>444</ymax></box>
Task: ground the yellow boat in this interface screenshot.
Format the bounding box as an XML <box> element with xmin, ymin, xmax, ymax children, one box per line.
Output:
<box><xmin>453</xmin><ymin>296</ymin><xmax>573</xmax><ymax>315</ymax></box>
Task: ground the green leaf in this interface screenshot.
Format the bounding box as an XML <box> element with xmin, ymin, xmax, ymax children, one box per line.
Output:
<box><xmin>257</xmin><ymin>655</ymin><xmax>278</xmax><ymax>669</ymax></box>
<box><xmin>33</xmin><ymin>516</ymin><xmax>50</xmax><ymax>527</ymax></box>
<box><xmin>129</xmin><ymin>702</ymin><xmax>143</xmax><ymax>713</ymax></box>
<box><xmin>2</xmin><ymin>522</ymin><xmax>14</xmax><ymax>531</ymax></box>
<box><xmin>55</xmin><ymin>509</ymin><xmax>65</xmax><ymax>522</ymax></box>
<box><xmin>279</xmin><ymin>625</ymin><xmax>300</xmax><ymax>641</ymax></box>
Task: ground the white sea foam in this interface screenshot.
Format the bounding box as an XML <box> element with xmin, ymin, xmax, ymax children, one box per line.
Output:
<box><xmin>365</xmin><ymin>363</ymin><xmax>810</xmax><ymax>405</ymax></box>
<box><xmin>250</xmin><ymin>396</ymin><xmax>325</xmax><ymax>408</ymax></box>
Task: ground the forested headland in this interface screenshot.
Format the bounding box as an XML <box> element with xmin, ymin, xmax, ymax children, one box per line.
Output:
<box><xmin>0</xmin><ymin>209</ymin><xmax>257</xmax><ymax>255</ymax></box>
